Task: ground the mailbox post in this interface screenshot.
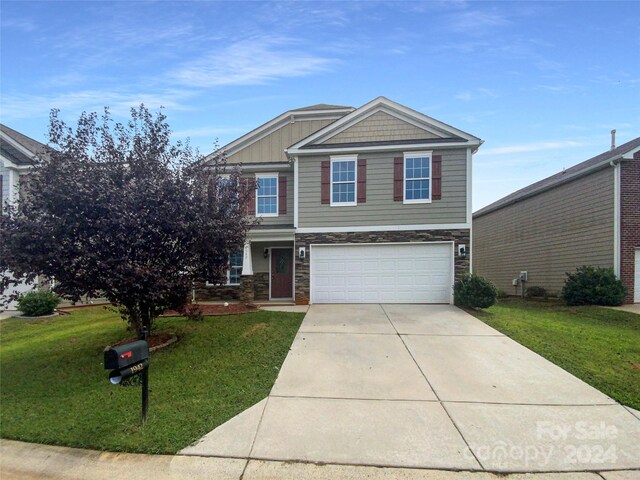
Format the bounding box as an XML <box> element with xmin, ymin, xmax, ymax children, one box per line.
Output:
<box><xmin>104</xmin><ymin>333</ymin><xmax>150</xmax><ymax>422</ymax></box>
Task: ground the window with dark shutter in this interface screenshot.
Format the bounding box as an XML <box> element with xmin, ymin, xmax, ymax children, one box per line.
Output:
<box><xmin>393</xmin><ymin>157</ymin><xmax>403</xmax><ymax>201</ymax></box>
<box><xmin>357</xmin><ymin>159</ymin><xmax>366</xmax><ymax>203</ymax></box>
<box><xmin>278</xmin><ymin>176</ymin><xmax>287</xmax><ymax>214</ymax></box>
<box><xmin>321</xmin><ymin>160</ymin><xmax>330</xmax><ymax>204</ymax></box>
<box><xmin>432</xmin><ymin>155</ymin><xmax>442</xmax><ymax>200</ymax></box>
<box><xmin>240</xmin><ymin>177</ymin><xmax>256</xmax><ymax>215</ymax></box>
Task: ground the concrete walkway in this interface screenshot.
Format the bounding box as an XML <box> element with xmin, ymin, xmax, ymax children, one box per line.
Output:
<box><xmin>608</xmin><ymin>304</ymin><xmax>640</xmax><ymax>315</ymax></box>
<box><xmin>182</xmin><ymin>304</ymin><xmax>640</xmax><ymax>473</ymax></box>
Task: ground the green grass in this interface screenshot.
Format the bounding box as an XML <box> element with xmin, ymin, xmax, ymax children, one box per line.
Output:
<box><xmin>469</xmin><ymin>298</ymin><xmax>640</xmax><ymax>410</ymax></box>
<box><xmin>0</xmin><ymin>307</ymin><xmax>303</xmax><ymax>454</ymax></box>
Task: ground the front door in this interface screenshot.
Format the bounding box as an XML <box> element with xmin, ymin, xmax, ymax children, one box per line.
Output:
<box><xmin>271</xmin><ymin>248</ymin><xmax>293</xmax><ymax>299</ymax></box>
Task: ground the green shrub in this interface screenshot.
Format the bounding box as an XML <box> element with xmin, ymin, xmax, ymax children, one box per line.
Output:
<box><xmin>496</xmin><ymin>289</ymin><xmax>509</xmax><ymax>299</ymax></box>
<box><xmin>16</xmin><ymin>291</ymin><xmax>60</xmax><ymax>316</ymax></box>
<box><xmin>526</xmin><ymin>286</ymin><xmax>548</xmax><ymax>299</ymax></box>
<box><xmin>454</xmin><ymin>274</ymin><xmax>498</xmax><ymax>309</ymax></box>
<box><xmin>561</xmin><ymin>266</ymin><xmax>626</xmax><ymax>306</ymax></box>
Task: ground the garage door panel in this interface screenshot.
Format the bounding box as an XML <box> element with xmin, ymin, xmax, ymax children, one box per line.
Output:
<box><xmin>311</xmin><ymin>243</ymin><xmax>453</xmax><ymax>304</ymax></box>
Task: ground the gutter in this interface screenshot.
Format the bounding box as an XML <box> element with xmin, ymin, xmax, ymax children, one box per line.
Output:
<box><xmin>474</xmin><ymin>154</ymin><xmax>625</xmax><ymax>219</ymax></box>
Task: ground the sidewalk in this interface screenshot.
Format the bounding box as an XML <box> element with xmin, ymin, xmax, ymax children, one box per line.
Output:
<box><xmin>1</xmin><ymin>439</ymin><xmax>637</xmax><ymax>480</ymax></box>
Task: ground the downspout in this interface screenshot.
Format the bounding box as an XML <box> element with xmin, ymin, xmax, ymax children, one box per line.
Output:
<box><xmin>611</xmin><ymin>158</ymin><xmax>621</xmax><ymax>278</ymax></box>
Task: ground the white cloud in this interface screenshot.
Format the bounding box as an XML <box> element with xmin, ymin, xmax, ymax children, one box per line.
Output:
<box><xmin>1</xmin><ymin>17</ymin><xmax>36</xmax><ymax>32</ymax></box>
<box><xmin>172</xmin><ymin>126</ymin><xmax>248</xmax><ymax>139</ymax></box>
<box><xmin>447</xmin><ymin>10</ymin><xmax>510</xmax><ymax>33</ymax></box>
<box><xmin>169</xmin><ymin>36</ymin><xmax>333</xmax><ymax>87</ymax></box>
<box><xmin>476</xmin><ymin>140</ymin><xmax>585</xmax><ymax>156</ymax></box>
<box><xmin>455</xmin><ymin>88</ymin><xmax>497</xmax><ymax>101</ymax></box>
<box><xmin>0</xmin><ymin>89</ymin><xmax>194</xmax><ymax>121</ymax></box>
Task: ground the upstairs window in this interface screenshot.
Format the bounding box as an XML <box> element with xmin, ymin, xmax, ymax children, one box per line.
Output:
<box><xmin>404</xmin><ymin>153</ymin><xmax>431</xmax><ymax>203</ymax></box>
<box><xmin>331</xmin><ymin>157</ymin><xmax>357</xmax><ymax>206</ymax></box>
<box><xmin>256</xmin><ymin>175</ymin><xmax>278</xmax><ymax>216</ymax></box>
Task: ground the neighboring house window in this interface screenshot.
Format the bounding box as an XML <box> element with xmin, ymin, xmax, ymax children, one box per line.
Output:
<box><xmin>227</xmin><ymin>251</ymin><xmax>243</xmax><ymax>285</ymax></box>
<box><xmin>331</xmin><ymin>157</ymin><xmax>357</xmax><ymax>206</ymax></box>
<box><xmin>256</xmin><ymin>175</ymin><xmax>278</xmax><ymax>216</ymax></box>
<box><xmin>404</xmin><ymin>152</ymin><xmax>431</xmax><ymax>203</ymax></box>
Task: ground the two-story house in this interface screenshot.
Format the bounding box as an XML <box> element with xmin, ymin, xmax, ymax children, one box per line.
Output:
<box><xmin>198</xmin><ymin>97</ymin><xmax>481</xmax><ymax>305</ymax></box>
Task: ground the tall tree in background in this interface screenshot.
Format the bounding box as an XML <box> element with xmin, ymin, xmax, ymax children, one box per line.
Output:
<box><xmin>0</xmin><ymin>106</ymin><xmax>254</xmax><ymax>336</ymax></box>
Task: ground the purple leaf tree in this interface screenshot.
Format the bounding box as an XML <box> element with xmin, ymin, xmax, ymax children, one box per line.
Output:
<box><xmin>1</xmin><ymin>105</ymin><xmax>255</xmax><ymax>336</ymax></box>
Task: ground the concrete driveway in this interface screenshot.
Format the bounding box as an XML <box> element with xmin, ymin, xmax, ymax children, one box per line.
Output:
<box><xmin>182</xmin><ymin>304</ymin><xmax>640</xmax><ymax>473</ymax></box>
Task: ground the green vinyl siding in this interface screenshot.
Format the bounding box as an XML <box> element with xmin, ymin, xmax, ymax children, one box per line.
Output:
<box><xmin>297</xmin><ymin>149</ymin><xmax>468</xmax><ymax>228</ymax></box>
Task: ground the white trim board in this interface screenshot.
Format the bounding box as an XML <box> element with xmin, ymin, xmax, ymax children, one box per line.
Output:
<box><xmin>296</xmin><ymin>223</ymin><xmax>470</xmax><ymax>233</ymax></box>
<box><xmin>287</xmin><ymin>140</ymin><xmax>479</xmax><ymax>156</ymax></box>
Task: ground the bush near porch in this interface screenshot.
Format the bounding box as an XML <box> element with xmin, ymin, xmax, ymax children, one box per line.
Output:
<box><xmin>0</xmin><ymin>307</ymin><xmax>303</xmax><ymax>454</ymax></box>
<box><xmin>470</xmin><ymin>298</ymin><xmax>640</xmax><ymax>410</ymax></box>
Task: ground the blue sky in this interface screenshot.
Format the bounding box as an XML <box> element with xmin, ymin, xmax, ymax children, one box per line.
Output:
<box><xmin>1</xmin><ymin>1</ymin><xmax>639</xmax><ymax>210</ymax></box>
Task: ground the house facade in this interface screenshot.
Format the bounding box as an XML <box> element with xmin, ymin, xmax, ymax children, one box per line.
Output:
<box><xmin>198</xmin><ymin>97</ymin><xmax>482</xmax><ymax>304</ymax></box>
<box><xmin>1</xmin><ymin>124</ymin><xmax>45</xmax><ymax>308</ymax></box>
<box><xmin>473</xmin><ymin>137</ymin><xmax>640</xmax><ymax>304</ymax></box>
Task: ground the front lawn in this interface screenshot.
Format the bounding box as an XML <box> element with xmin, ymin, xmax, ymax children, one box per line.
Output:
<box><xmin>0</xmin><ymin>307</ymin><xmax>303</xmax><ymax>454</ymax></box>
<box><xmin>469</xmin><ymin>299</ymin><xmax>640</xmax><ymax>410</ymax></box>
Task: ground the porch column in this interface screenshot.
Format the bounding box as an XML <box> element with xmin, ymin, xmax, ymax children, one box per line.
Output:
<box><xmin>241</xmin><ymin>240</ymin><xmax>253</xmax><ymax>275</ymax></box>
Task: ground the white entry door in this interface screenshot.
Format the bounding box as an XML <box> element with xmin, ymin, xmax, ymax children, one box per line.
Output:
<box><xmin>310</xmin><ymin>243</ymin><xmax>454</xmax><ymax>304</ymax></box>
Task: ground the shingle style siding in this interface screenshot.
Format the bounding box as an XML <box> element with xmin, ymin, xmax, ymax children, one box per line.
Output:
<box><xmin>227</xmin><ymin>119</ymin><xmax>336</xmax><ymax>164</ymax></box>
<box><xmin>620</xmin><ymin>152</ymin><xmax>640</xmax><ymax>303</ymax></box>
<box><xmin>473</xmin><ymin>167</ymin><xmax>615</xmax><ymax>295</ymax></box>
<box><xmin>298</xmin><ymin>148</ymin><xmax>468</xmax><ymax>228</ymax></box>
<box><xmin>320</xmin><ymin>111</ymin><xmax>439</xmax><ymax>145</ymax></box>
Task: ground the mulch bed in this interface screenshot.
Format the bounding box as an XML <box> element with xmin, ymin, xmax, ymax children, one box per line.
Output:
<box><xmin>162</xmin><ymin>303</ymin><xmax>258</xmax><ymax>317</ymax></box>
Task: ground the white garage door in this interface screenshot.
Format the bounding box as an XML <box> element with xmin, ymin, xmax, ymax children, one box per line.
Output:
<box><xmin>310</xmin><ymin>243</ymin><xmax>453</xmax><ymax>304</ymax></box>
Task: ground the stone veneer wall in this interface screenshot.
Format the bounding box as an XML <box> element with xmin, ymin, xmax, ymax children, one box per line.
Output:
<box><xmin>193</xmin><ymin>272</ymin><xmax>270</xmax><ymax>303</ymax></box>
<box><xmin>294</xmin><ymin>229</ymin><xmax>471</xmax><ymax>304</ymax></box>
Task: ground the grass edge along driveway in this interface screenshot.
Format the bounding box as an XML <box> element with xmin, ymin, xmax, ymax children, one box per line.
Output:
<box><xmin>0</xmin><ymin>307</ymin><xmax>303</xmax><ymax>454</ymax></box>
<box><xmin>469</xmin><ymin>298</ymin><xmax>640</xmax><ymax>410</ymax></box>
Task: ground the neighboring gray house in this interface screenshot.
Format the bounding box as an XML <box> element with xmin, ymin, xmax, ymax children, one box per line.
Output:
<box><xmin>198</xmin><ymin>97</ymin><xmax>482</xmax><ymax>304</ymax></box>
<box><xmin>1</xmin><ymin>124</ymin><xmax>46</xmax><ymax>210</ymax></box>
<box><xmin>473</xmin><ymin>137</ymin><xmax>640</xmax><ymax>304</ymax></box>
<box><xmin>1</xmin><ymin>124</ymin><xmax>47</xmax><ymax>308</ymax></box>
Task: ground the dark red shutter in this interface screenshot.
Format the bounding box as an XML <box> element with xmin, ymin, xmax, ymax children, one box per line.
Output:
<box><xmin>240</xmin><ymin>177</ymin><xmax>256</xmax><ymax>215</ymax></box>
<box><xmin>278</xmin><ymin>176</ymin><xmax>287</xmax><ymax>214</ymax></box>
<box><xmin>357</xmin><ymin>159</ymin><xmax>366</xmax><ymax>204</ymax></box>
<box><xmin>393</xmin><ymin>157</ymin><xmax>403</xmax><ymax>201</ymax></box>
<box><xmin>321</xmin><ymin>161</ymin><xmax>330</xmax><ymax>204</ymax></box>
<box><xmin>432</xmin><ymin>155</ymin><xmax>442</xmax><ymax>200</ymax></box>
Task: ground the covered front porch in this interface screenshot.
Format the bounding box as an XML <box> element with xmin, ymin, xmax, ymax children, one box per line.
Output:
<box><xmin>194</xmin><ymin>229</ymin><xmax>295</xmax><ymax>304</ymax></box>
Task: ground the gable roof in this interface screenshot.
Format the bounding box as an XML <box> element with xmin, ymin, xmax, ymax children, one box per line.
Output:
<box><xmin>204</xmin><ymin>104</ymin><xmax>354</xmax><ymax>163</ymax></box>
<box><xmin>290</xmin><ymin>104</ymin><xmax>352</xmax><ymax>112</ymax></box>
<box><xmin>474</xmin><ymin>136</ymin><xmax>640</xmax><ymax>218</ymax></box>
<box><xmin>286</xmin><ymin>96</ymin><xmax>482</xmax><ymax>155</ymax></box>
<box><xmin>0</xmin><ymin>124</ymin><xmax>48</xmax><ymax>166</ymax></box>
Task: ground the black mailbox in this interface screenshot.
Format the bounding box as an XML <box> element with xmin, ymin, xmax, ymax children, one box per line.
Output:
<box><xmin>104</xmin><ymin>340</ymin><xmax>149</xmax><ymax>384</ymax></box>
